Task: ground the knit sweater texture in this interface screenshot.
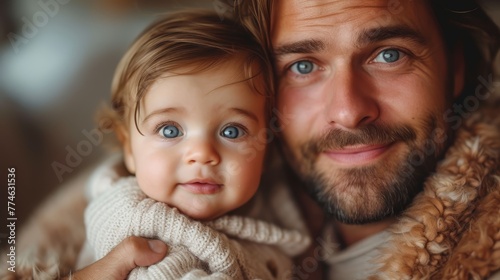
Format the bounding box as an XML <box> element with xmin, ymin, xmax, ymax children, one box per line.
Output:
<box><xmin>84</xmin><ymin>159</ymin><xmax>311</xmax><ymax>279</ymax></box>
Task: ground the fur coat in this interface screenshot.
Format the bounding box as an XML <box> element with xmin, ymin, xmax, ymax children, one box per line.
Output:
<box><xmin>2</xmin><ymin>97</ymin><xmax>500</xmax><ymax>280</ymax></box>
<box><xmin>372</xmin><ymin>98</ymin><xmax>500</xmax><ymax>279</ymax></box>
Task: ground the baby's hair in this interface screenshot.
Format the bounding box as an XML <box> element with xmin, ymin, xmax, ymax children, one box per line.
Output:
<box><xmin>99</xmin><ymin>10</ymin><xmax>273</xmax><ymax>141</ymax></box>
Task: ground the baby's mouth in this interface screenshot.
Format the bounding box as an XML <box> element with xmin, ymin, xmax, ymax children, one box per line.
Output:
<box><xmin>179</xmin><ymin>179</ymin><xmax>223</xmax><ymax>194</ymax></box>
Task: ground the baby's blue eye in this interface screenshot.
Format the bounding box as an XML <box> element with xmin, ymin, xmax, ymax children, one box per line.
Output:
<box><xmin>160</xmin><ymin>125</ymin><xmax>182</xmax><ymax>138</ymax></box>
<box><xmin>290</xmin><ymin>60</ymin><xmax>316</xmax><ymax>75</ymax></box>
<box><xmin>374</xmin><ymin>49</ymin><xmax>401</xmax><ymax>63</ymax></box>
<box><xmin>221</xmin><ymin>126</ymin><xmax>243</xmax><ymax>139</ymax></box>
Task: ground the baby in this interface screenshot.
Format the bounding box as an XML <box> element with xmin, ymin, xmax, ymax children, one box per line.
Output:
<box><xmin>80</xmin><ymin>10</ymin><xmax>310</xmax><ymax>279</ymax></box>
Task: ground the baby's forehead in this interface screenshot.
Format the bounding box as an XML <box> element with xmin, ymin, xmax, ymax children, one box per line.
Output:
<box><xmin>152</xmin><ymin>56</ymin><xmax>265</xmax><ymax>91</ymax></box>
<box><xmin>125</xmin><ymin>43</ymin><xmax>271</xmax><ymax>123</ymax></box>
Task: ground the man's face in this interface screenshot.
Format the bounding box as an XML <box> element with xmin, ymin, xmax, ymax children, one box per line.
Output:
<box><xmin>272</xmin><ymin>0</ymin><xmax>464</xmax><ymax>223</ymax></box>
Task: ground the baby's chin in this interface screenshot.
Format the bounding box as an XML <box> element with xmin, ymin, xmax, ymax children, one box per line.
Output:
<box><xmin>145</xmin><ymin>191</ymin><xmax>230</xmax><ymax>221</ymax></box>
<box><xmin>174</xmin><ymin>199</ymin><xmax>226</xmax><ymax>221</ymax></box>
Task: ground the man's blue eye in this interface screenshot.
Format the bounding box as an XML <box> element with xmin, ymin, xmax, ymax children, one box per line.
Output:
<box><xmin>374</xmin><ymin>49</ymin><xmax>401</xmax><ymax>63</ymax></box>
<box><xmin>221</xmin><ymin>126</ymin><xmax>243</xmax><ymax>139</ymax></box>
<box><xmin>290</xmin><ymin>60</ymin><xmax>316</xmax><ymax>74</ymax></box>
<box><xmin>160</xmin><ymin>125</ymin><xmax>182</xmax><ymax>138</ymax></box>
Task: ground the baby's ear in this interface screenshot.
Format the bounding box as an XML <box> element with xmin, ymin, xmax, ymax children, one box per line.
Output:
<box><xmin>116</xmin><ymin>124</ymin><xmax>136</xmax><ymax>174</ymax></box>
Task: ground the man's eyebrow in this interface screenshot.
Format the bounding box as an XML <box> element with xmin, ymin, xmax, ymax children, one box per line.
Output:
<box><xmin>143</xmin><ymin>107</ymin><xmax>184</xmax><ymax>123</ymax></box>
<box><xmin>273</xmin><ymin>39</ymin><xmax>325</xmax><ymax>58</ymax></box>
<box><xmin>358</xmin><ymin>25</ymin><xmax>427</xmax><ymax>46</ymax></box>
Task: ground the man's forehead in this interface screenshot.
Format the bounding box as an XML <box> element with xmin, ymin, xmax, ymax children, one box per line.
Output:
<box><xmin>271</xmin><ymin>0</ymin><xmax>434</xmax><ymax>47</ymax></box>
<box><xmin>273</xmin><ymin>0</ymin><xmax>395</xmax><ymax>26</ymax></box>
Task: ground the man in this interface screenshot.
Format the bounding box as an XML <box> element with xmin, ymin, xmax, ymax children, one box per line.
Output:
<box><xmin>235</xmin><ymin>0</ymin><xmax>500</xmax><ymax>279</ymax></box>
<box><xmin>4</xmin><ymin>0</ymin><xmax>500</xmax><ymax>279</ymax></box>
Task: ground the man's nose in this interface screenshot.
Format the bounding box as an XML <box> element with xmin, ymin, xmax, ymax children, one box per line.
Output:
<box><xmin>184</xmin><ymin>137</ymin><xmax>221</xmax><ymax>166</ymax></box>
<box><xmin>324</xmin><ymin>67</ymin><xmax>380</xmax><ymax>129</ymax></box>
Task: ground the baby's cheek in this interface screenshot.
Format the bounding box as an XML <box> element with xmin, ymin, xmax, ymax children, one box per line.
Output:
<box><xmin>135</xmin><ymin>165</ymin><xmax>171</xmax><ymax>202</ymax></box>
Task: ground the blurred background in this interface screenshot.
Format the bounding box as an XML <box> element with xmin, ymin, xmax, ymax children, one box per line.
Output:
<box><xmin>0</xmin><ymin>0</ymin><xmax>499</xmax><ymax>249</ymax></box>
<box><xmin>0</xmin><ymin>0</ymin><xmax>214</xmax><ymax>249</ymax></box>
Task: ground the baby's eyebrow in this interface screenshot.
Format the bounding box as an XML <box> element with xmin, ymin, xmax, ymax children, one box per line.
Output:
<box><xmin>230</xmin><ymin>108</ymin><xmax>260</xmax><ymax>123</ymax></box>
<box><xmin>143</xmin><ymin>107</ymin><xmax>184</xmax><ymax>123</ymax></box>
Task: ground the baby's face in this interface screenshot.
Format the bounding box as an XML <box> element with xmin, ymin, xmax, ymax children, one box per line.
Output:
<box><xmin>123</xmin><ymin>60</ymin><xmax>267</xmax><ymax>220</ymax></box>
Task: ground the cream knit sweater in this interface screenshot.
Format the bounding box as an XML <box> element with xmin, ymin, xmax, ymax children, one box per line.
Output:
<box><xmin>84</xmin><ymin>157</ymin><xmax>311</xmax><ymax>279</ymax></box>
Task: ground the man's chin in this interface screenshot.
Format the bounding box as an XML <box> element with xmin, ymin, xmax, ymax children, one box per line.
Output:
<box><xmin>303</xmin><ymin>161</ymin><xmax>426</xmax><ymax>224</ymax></box>
<box><xmin>308</xmin><ymin>185</ymin><xmax>409</xmax><ymax>224</ymax></box>
<box><xmin>325</xmin><ymin>195</ymin><xmax>407</xmax><ymax>225</ymax></box>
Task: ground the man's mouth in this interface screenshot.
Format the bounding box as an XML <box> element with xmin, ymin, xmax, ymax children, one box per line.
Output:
<box><xmin>324</xmin><ymin>142</ymin><xmax>395</xmax><ymax>165</ymax></box>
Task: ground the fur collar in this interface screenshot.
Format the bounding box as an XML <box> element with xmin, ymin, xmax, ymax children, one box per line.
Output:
<box><xmin>374</xmin><ymin>98</ymin><xmax>500</xmax><ymax>279</ymax></box>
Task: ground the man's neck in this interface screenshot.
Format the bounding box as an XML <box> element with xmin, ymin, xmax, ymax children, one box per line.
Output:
<box><xmin>333</xmin><ymin>218</ymin><xmax>396</xmax><ymax>248</ymax></box>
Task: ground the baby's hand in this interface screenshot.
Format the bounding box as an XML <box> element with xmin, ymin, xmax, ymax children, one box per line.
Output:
<box><xmin>65</xmin><ymin>236</ymin><xmax>168</xmax><ymax>280</ymax></box>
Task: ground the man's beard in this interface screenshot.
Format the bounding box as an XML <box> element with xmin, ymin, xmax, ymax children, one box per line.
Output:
<box><xmin>294</xmin><ymin>116</ymin><xmax>446</xmax><ymax>224</ymax></box>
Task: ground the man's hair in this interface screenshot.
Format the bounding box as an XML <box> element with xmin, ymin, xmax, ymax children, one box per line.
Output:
<box><xmin>231</xmin><ymin>0</ymin><xmax>500</xmax><ymax>99</ymax></box>
<box><xmin>429</xmin><ymin>1</ymin><xmax>500</xmax><ymax>100</ymax></box>
<box><xmin>100</xmin><ymin>10</ymin><xmax>273</xmax><ymax>137</ymax></box>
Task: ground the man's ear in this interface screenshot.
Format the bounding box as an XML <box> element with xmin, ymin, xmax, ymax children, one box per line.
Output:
<box><xmin>452</xmin><ymin>44</ymin><xmax>466</xmax><ymax>99</ymax></box>
<box><xmin>116</xmin><ymin>124</ymin><xmax>136</xmax><ymax>174</ymax></box>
